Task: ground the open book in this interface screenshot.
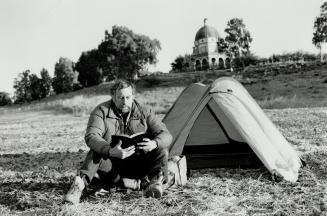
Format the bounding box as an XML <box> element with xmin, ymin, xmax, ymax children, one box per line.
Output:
<box><xmin>111</xmin><ymin>132</ymin><xmax>148</xmax><ymax>149</ymax></box>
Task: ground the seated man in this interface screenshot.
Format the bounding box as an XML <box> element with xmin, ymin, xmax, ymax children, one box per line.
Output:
<box><xmin>64</xmin><ymin>79</ymin><xmax>172</xmax><ymax>204</ymax></box>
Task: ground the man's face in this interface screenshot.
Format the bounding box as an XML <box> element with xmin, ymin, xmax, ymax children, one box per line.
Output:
<box><xmin>112</xmin><ymin>86</ymin><xmax>134</xmax><ymax>114</ymax></box>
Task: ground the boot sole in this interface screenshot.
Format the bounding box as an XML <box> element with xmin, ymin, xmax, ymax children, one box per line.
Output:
<box><xmin>144</xmin><ymin>188</ymin><xmax>162</xmax><ymax>198</ymax></box>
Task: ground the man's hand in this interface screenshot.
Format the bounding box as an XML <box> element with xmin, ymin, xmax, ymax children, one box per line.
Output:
<box><xmin>137</xmin><ymin>138</ymin><xmax>157</xmax><ymax>153</ymax></box>
<box><xmin>109</xmin><ymin>140</ymin><xmax>135</xmax><ymax>159</ymax></box>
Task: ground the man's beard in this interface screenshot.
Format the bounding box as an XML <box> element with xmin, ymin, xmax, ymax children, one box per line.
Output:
<box><xmin>120</xmin><ymin>106</ymin><xmax>130</xmax><ymax>114</ymax></box>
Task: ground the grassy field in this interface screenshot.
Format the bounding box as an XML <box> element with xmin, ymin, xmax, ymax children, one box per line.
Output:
<box><xmin>0</xmin><ymin>105</ymin><xmax>326</xmax><ymax>215</ymax></box>
<box><xmin>0</xmin><ymin>63</ymin><xmax>326</xmax><ymax>215</ymax></box>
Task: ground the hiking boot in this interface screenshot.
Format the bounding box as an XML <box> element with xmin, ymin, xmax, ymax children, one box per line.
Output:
<box><xmin>120</xmin><ymin>178</ymin><xmax>141</xmax><ymax>190</ymax></box>
<box><xmin>140</xmin><ymin>176</ymin><xmax>150</xmax><ymax>190</ymax></box>
<box><xmin>64</xmin><ymin>176</ymin><xmax>85</xmax><ymax>204</ymax></box>
<box><xmin>144</xmin><ymin>175</ymin><xmax>164</xmax><ymax>198</ymax></box>
<box><xmin>144</xmin><ymin>181</ymin><xmax>163</xmax><ymax>198</ymax></box>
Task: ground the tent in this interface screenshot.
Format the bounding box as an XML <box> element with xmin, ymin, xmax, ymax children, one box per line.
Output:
<box><xmin>163</xmin><ymin>77</ymin><xmax>302</xmax><ymax>182</ymax></box>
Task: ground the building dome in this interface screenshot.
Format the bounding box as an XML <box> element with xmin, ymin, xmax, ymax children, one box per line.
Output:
<box><xmin>195</xmin><ymin>24</ymin><xmax>219</xmax><ymax>41</ymax></box>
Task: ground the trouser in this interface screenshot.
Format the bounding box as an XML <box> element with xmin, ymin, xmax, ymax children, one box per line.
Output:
<box><xmin>78</xmin><ymin>147</ymin><xmax>169</xmax><ymax>187</ymax></box>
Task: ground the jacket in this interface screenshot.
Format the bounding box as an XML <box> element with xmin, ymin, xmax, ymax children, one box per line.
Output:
<box><xmin>85</xmin><ymin>99</ymin><xmax>172</xmax><ymax>156</ymax></box>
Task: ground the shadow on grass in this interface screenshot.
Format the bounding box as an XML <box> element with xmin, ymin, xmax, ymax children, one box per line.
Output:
<box><xmin>0</xmin><ymin>178</ymin><xmax>70</xmax><ymax>211</ymax></box>
<box><xmin>0</xmin><ymin>151</ymin><xmax>87</xmax><ymax>172</ymax></box>
<box><xmin>0</xmin><ymin>151</ymin><xmax>88</xmax><ymax>211</ymax></box>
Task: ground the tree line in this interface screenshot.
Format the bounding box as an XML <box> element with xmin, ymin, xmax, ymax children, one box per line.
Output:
<box><xmin>0</xmin><ymin>26</ymin><xmax>161</xmax><ymax>105</ymax></box>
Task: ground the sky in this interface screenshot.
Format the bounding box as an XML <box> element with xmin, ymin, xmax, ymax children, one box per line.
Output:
<box><xmin>0</xmin><ymin>0</ymin><xmax>326</xmax><ymax>95</ymax></box>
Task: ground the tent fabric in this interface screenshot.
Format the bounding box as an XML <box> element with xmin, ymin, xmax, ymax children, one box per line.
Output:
<box><xmin>163</xmin><ymin>83</ymin><xmax>210</xmax><ymax>156</ymax></box>
<box><xmin>163</xmin><ymin>77</ymin><xmax>302</xmax><ymax>182</ymax></box>
<box><xmin>186</xmin><ymin>104</ymin><xmax>229</xmax><ymax>146</ymax></box>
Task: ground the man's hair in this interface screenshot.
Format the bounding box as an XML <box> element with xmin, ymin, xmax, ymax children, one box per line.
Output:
<box><xmin>110</xmin><ymin>79</ymin><xmax>135</xmax><ymax>96</ymax></box>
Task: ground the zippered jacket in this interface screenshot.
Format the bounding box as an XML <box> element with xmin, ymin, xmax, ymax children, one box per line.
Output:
<box><xmin>85</xmin><ymin>99</ymin><xmax>172</xmax><ymax>156</ymax></box>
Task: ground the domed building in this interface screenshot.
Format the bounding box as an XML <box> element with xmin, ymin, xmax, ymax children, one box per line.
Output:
<box><xmin>191</xmin><ymin>19</ymin><xmax>231</xmax><ymax>70</ymax></box>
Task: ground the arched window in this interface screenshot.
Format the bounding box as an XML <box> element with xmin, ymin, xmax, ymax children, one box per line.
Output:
<box><xmin>202</xmin><ymin>58</ymin><xmax>209</xmax><ymax>70</ymax></box>
<box><xmin>218</xmin><ymin>58</ymin><xmax>224</xmax><ymax>69</ymax></box>
<box><xmin>195</xmin><ymin>60</ymin><xmax>201</xmax><ymax>70</ymax></box>
<box><xmin>211</xmin><ymin>58</ymin><xmax>216</xmax><ymax>65</ymax></box>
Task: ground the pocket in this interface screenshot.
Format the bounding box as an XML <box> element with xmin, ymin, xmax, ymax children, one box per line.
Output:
<box><xmin>128</xmin><ymin>118</ymin><xmax>147</xmax><ymax>134</ymax></box>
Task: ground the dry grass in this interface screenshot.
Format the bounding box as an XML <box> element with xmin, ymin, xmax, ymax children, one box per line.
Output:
<box><xmin>0</xmin><ymin>66</ymin><xmax>326</xmax><ymax>215</ymax></box>
<box><xmin>257</xmin><ymin>95</ymin><xmax>327</xmax><ymax>109</ymax></box>
<box><xmin>0</xmin><ymin>87</ymin><xmax>184</xmax><ymax>117</ymax></box>
<box><xmin>0</xmin><ymin>107</ymin><xmax>326</xmax><ymax>215</ymax></box>
<box><xmin>135</xmin><ymin>87</ymin><xmax>183</xmax><ymax>114</ymax></box>
<box><xmin>1</xmin><ymin>84</ymin><xmax>326</xmax><ymax>119</ymax></box>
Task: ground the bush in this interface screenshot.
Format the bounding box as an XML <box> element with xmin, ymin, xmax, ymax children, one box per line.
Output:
<box><xmin>242</xmin><ymin>61</ymin><xmax>325</xmax><ymax>78</ymax></box>
<box><xmin>233</xmin><ymin>54</ymin><xmax>259</xmax><ymax>68</ymax></box>
<box><xmin>0</xmin><ymin>92</ymin><xmax>12</xmax><ymax>106</ymax></box>
<box><xmin>267</xmin><ymin>51</ymin><xmax>318</xmax><ymax>63</ymax></box>
<box><xmin>242</xmin><ymin>65</ymin><xmax>266</xmax><ymax>78</ymax></box>
<box><xmin>140</xmin><ymin>76</ymin><xmax>163</xmax><ymax>88</ymax></box>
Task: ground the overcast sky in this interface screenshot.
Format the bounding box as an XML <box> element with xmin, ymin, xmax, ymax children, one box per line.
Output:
<box><xmin>0</xmin><ymin>0</ymin><xmax>325</xmax><ymax>94</ymax></box>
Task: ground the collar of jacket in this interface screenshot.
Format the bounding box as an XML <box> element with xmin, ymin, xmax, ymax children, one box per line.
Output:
<box><xmin>107</xmin><ymin>100</ymin><xmax>144</xmax><ymax>120</ymax></box>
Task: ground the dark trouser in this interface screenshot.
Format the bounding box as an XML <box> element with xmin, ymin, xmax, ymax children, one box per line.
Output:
<box><xmin>78</xmin><ymin>147</ymin><xmax>168</xmax><ymax>187</ymax></box>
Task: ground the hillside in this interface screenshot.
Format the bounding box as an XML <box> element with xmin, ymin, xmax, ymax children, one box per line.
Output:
<box><xmin>1</xmin><ymin>62</ymin><xmax>326</xmax><ymax>116</ymax></box>
<box><xmin>138</xmin><ymin>62</ymin><xmax>327</xmax><ymax>108</ymax></box>
<box><xmin>243</xmin><ymin>62</ymin><xmax>327</xmax><ymax>108</ymax></box>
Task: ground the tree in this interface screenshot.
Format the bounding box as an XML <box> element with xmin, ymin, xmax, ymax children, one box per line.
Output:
<box><xmin>29</xmin><ymin>69</ymin><xmax>52</xmax><ymax>100</ymax></box>
<box><xmin>224</xmin><ymin>18</ymin><xmax>253</xmax><ymax>58</ymax></box>
<box><xmin>0</xmin><ymin>92</ymin><xmax>12</xmax><ymax>106</ymax></box>
<box><xmin>219</xmin><ymin>18</ymin><xmax>253</xmax><ymax>71</ymax></box>
<box><xmin>232</xmin><ymin>52</ymin><xmax>259</xmax><ymax>68</ymax></box>
<box><xmin>13</xmin><ymin>70</ymin><xmax>32</xmax><ymax>103</ymax></box>
<box><xmin>171</xmin><ymin>55</ymin><xmax>185</xmax><ymax>71</ymax></box>
<box><xmin>322</xmin><ymin>1</ymin><xmax>327</xmax><ymax>14</ymax></box>
<box><xmin>313</xmin><ymin>2</ymin><xmax>327</xmax><ymax>62</ymax></box>
<box><xmin>39</xmin><ymin>68</ymin><xmax>52</xmax><ymax>98</ymax></box>
<box><xmin>52</xmin><ymin>57</ymin><xmax>75</xmax><ymax>94</ymax></box>
<box><xmin>75</xmin><ymin>49</ymin><xmax>104</xmax><ymax>87</ymax></box>
<box><xmin>29</xmin><ymin>73</ymin><xmax>42</xmax><ymax>100</ymax></box>
<box><xmin>98</xmin><ymin>26</ymin><xmax>161</xmax><ymax>80</ymax></box>
<box><xmin>12</xmin><ymin>69</ymin><xmax>52</xmax><ymax>103</ymax></box>
<box><xmin>170</xmin><ymin>54</ymin><xmax>192</xmax><ymax>72</ymax></box>
<box><xmin>217</xmin><ymin>38</ymin><xmax>229</xmax><ymax>54</ymax></box>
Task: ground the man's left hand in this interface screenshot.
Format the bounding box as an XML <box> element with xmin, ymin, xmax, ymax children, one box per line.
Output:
<box><xmin>137</xmin><ymin>138</ymin><xmax>157</xmax><ymax>153</ymax></box>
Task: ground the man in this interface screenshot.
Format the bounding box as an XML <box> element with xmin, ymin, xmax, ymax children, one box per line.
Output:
<box><xmin>64</xmin><ymin>79</ymin><xmax>172</xmax><ymax>204</ymax></box>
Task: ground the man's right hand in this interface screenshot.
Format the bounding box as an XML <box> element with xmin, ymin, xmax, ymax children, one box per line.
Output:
<box><xmin>109</xmin><ymin>140</ymin><xmax>135</xmax><ymax>159</ymax></box>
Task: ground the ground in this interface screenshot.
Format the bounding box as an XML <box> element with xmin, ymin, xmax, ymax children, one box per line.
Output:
<box><xmin>0</xmin><ymin>107</ymin><xmax>326</xmax><ymax>215</ymax></box>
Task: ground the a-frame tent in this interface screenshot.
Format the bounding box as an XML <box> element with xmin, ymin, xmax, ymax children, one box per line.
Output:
<box><xmin>163</xmin><ymin>77</ymin><xmax>302</xmax><ymax>182</ymax></box>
